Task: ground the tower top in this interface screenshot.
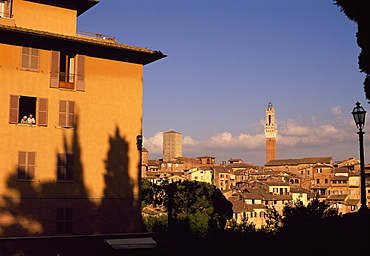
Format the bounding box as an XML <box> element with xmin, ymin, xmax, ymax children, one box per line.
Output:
<box><xmin>267</xmin><ymin>102</ymin><xmax>273</xmax><ymax>108</ymax></box>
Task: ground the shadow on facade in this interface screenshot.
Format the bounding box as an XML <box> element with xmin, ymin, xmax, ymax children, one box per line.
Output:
<box><xmin>1</xmin><ymin>118</ymin><xmax>138</xmax><ymax>239</ymax></box>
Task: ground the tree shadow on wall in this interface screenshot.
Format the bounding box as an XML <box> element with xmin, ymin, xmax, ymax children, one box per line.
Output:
<box><xmin>1</xmin><ymin>115</ymin><xmax>97</xmax><ymax>237</ymax></box>
<box><xmin>98</xmin><ymin>127</ymin><xmax>139</xmax><ymax>233</ymax></box>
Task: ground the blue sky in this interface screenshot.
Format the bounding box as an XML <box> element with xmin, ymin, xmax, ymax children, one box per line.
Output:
<box><xmin>78</xmin><ymin>1</ymin><xmax>369</xmax><ymax>165</ymax></box>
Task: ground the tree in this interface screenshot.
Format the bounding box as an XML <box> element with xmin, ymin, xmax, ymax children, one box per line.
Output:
<box><xmin>265</xmin><ymin>198</ymin><xmax>340</xmax><ymax>233</ymax></box>
<box><xmin>334</xmin><ymin>1</ymin><xmax>370</xmax><ymax>100</ymax></box>
<box><xmin>142</xmin><ymin>180</ymin><xmax>233</xmax><ymax>237</ymax></box>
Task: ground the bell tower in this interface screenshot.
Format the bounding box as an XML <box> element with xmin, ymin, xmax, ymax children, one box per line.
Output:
<box><xmin>264</xmin><ymin>102</ymin><xmax>278</xmax><ymax>163</ymax></box>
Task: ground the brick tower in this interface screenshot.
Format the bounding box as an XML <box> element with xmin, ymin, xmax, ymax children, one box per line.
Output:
<box><xmin>264</xmin><ymin>102</ymin><xmax>278</xmax><ymax>163</ymax></box>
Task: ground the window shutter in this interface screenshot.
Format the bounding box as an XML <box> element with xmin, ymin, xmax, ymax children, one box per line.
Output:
<box><xmin>27</xmin><ymin>152</ymin><xmax>36</xmax><ymax>179</ymax></box>
<box><xmin>37</xmin><ymin>98</ymin><xmax>48</xmax><ymax>126</ymax></box>
<box><xmin>59</xmin><ymin>100</ymin><xmax>67</xmax><ymax>127</ymax></box>
<box><xmin>18</xmin><ymin>151</ymin><xmax>27</xmax><ymax>179</ymax></box>
<box><xmin>66</xmin><ymin>154</ymin><xmax>74</xmax><ymax>180</ymax></box>
<box><xmin>67</xmin><ymin>101</ymin><xmax>75</xmax><ymax>127</ymax></box>
<box><xmin>21</xmin><ymin>47</ymin><xmax>30</xmax><ymax>69</ymax></box>
<box><xmin>30</xmin><ymin>48</ymin><xmax>39</xmax><ymax>71</ymax></box>
<box><xmin>9</xmin><ymin>94</ymin><xmax>19</xmax><ymax>124</ymax></box>
<box><xmin>57</xmin><ymin>153</ymin><xmax>66</xmax><ymax>180</ymax></box>
<box><xmin>50</xmin><ymin>51</ymin><xmax>60</xmax><ymax>88</ymax></box>
<box><xmin>75</xmin><ymin>55</ymin><xmax>85</xmax><ymax>91</ymax></box>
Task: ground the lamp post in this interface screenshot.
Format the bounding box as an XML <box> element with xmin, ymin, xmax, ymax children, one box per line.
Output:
<box><xmin>352</xmin><ymin>102</ymin><xmax>368</xmax><ymax>212</ymax></box>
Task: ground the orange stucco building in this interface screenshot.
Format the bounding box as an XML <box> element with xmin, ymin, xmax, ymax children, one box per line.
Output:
<box><xmin>0</xmin><ymin>0</ymin><xmax>165</xmax><ymax>237</ymax></box>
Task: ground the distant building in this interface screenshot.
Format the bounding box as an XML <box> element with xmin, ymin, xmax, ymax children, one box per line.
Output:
<box><xmin>163</xmin><ymin>131</ymin><xmax>182</xmax><ymax>162</ymax></box>
<box><xmin>264</xmin><ymin>102</ymin><xmax>278</xmax><ymax>163</ymax></box>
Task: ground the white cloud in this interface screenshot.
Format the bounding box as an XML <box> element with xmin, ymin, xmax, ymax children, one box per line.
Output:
<box><xmin>331</xmin><ymin>106</ymin><xmax>342</xmax><ymax>116</ymax></box>
<box><xmin>143</xmin><ymin>116</ymin><xmax>364</xmax><ymax>165</ymax></box>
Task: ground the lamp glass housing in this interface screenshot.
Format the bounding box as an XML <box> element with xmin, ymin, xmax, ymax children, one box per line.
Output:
<box><xmin>352</xmin><ymin>102</ymin><xmax>367</xmax><ymax>130</ymax></box>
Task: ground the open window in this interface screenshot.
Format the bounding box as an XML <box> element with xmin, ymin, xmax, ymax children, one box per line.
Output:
<box><xmin>0</xmin><ymin>0</ymin><xmax>13</xmax><ymax>18</ymax></box>
<box><xmin>9</xmin><ymin>95</ymin><xmax>48</xmax><ymax>126</ymax></box>
<box><xmin>50</xmin><ymin>51</ymin><xmax>85</xmax><ymax>91</ymax></box>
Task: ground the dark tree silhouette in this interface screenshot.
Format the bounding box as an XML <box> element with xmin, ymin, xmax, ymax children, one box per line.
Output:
<box><xmin>334</xmin><ymin>0</ymin><xmax>370</xmax><ymax>100</ymax></box>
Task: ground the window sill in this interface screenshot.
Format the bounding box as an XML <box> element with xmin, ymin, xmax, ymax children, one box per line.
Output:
<box><xmin>56</xmin><ymin>126</ymin><xmax>75</xmax><ymax>129</ymax></box>
<box><xmin>17</xmin><ymin>179</ymin><xmax>35</xmax><ymax>182</ymax></box>
<box><xmin>56</xmin><ymin>180</ymin><xmax>74</xmax><ymax>183</ymax></box>
<box><xmin>16</xmin><ymin>124</ymin><xmax>47</xmax><ymax>127</ymax></box>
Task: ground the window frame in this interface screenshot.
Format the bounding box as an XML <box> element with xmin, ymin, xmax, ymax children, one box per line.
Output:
<box><xmin>9</xmin><ymin>95</ymin><xmax>48</xmax><ymax>126</ymax></box>
<box><xmin>17</xmin><ymin>151</ymin><xmax>36</xmax><ymax>181</ymax></box>
<box><xmin>21</xmin><ymin>47</ymin><xmax>39</xmax><ymax>71</ymax></box>
<box><xmin>56</xmin><ymin>208</ymin><xmax>73</xmax><ymax>235</ymax></box>
<box><xmin>58</xmin><ymin>100</ymin><xmax>75</xmax><ymax>128</ymax></box>
<box><xmin>57</xmin><ymin>153</ymin><xmax>74</xmax><ymax>182</ymax></box>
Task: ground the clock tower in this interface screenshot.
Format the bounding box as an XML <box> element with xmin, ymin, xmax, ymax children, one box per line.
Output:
<box><xmin>264</xmin><ymin>102</ymin><xmax>278</xmax><ymax>163</ymax></box>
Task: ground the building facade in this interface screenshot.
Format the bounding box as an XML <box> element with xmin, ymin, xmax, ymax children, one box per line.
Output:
<box><xmin>163</xmin><ymin>131</ymin><xmax>182</xmax><ymax>162</ymax></box>
<box><xmin>0</xmin><ymin>0</ymin><xmax>165</xmax><ymax>237</ymax></box>
<box><xmin>264</xmin><ymin>102</ymin><xmax>277</xmax><ymax>164</ymax></box>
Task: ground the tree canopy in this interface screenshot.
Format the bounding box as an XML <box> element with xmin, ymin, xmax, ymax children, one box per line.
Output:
<box><xmin>334</xmin><ymin>0</ymin><xmax>370</xmax><ymax>100</ymax></box>
<box><xmin>141</xmin><ymin>179</ymin><xmax>233</xmax><ymax>236</ymax></box>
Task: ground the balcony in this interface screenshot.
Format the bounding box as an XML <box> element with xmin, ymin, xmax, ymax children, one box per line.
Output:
<box><xmin>59</xmin><ymin>72</ymin><xmax>75</xmax><ymax>89</ymax></box>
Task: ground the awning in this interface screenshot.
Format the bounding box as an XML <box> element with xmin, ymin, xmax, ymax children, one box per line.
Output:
<box><xmin>104</xmin><ymin>237</ymin><xmax>157</xmax><ymax>249</ymax></box>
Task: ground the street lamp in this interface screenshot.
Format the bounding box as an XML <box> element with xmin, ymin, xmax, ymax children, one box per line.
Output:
<box><xmin>352</xmin><ymin>102</ymin><xmax>368</xmax><ymax>212</ymax></box>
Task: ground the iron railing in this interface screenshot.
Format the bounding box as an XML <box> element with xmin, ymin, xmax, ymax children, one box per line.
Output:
<box><xmin>76</xmin><ymin>30</ymin><xmax>116</xmax><ymax>41</ymax></box>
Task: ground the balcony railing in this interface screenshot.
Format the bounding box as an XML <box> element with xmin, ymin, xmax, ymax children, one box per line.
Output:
<box><xmin>76</xmin><ymin>30</ymin><xmax>116</xmax><ymax>42</ymax></box>
<box><xmin>59</xmin><ymin>72</ymin><xmax>75</xmax><ymax>89</ymax></box>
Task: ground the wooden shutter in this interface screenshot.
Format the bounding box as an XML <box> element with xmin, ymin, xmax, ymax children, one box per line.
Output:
<box><xmin>50</xmin><ymin>51</ymin><xmax>60</xmax><ymax>88</ymax></box>
<box><xmin>30</xmin><ymin>48</ymin><xmax>39</xmax><ymax>71</ymax></box>
<box><xmin>75</xmin><ymin>55</ymin><xmax>85</xmax><ymax>91</ymax></box>
<box><xmin>37</xmin><ymin>98</ymin><xmax>48</xmax><ymax>126</ymax></box>
<box><xmin>57</xmin><ymin>153</ymin><xmax>66</xmax><ymax>180</ymax></box>
<box><xmin>21</xmin><ymin>47</ymin><xmax>30</xmax><ymax>69</ymax></box>
<box><xmin>27</xmin><ymin>151</ymin><xmax>36</xmax><ymax>179</ymax></box>
<box><xmin>21</xmin><ymin>47</ymin><xmax>39</xmax><ymax>71</ymax></box>
<box><xmin>59</xmin><ymin>100</ymin><xmax>67</xmax><ymax>127</ymax></box>
<box><xmin>9</xmin><ymin>94</ymin><xmax>19</xmax><ymax>124</ymax></box>
<box><xmin>67</xmin><ymin>101</ymin><xmax>75</xmax><ymax>127</ymax></box>
<box><xmin>66</xmin><ymin>154</ymin><xmax>74</xmax><ymax>180</ymax></box>
<box><xmin>18</xmin><ymin>151</ymin><xmax>27</xmax><ymax>179</ymax></box>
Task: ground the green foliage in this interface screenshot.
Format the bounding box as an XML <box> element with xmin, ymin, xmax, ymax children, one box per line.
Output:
<box><xmin>282</xmin><ymin>198</ymin><xmax>340</xmax><ymax>227</ymax></box>
<box><xmin>187</xmin><ymin>211</ymin><xmax>211</xmax><ymax>238</ymax></box>
<box><xmin>142</xmin><ymin>214</ymin><xmax>168</xmax><ymax>233</ymax></box>
<box><xmin>227</xmin><ymin>218</ymin><xmax>257</xmax><ymax>234</ymax></box>
<box><xmin>141</xmin><ymin>180</ymin><xmax>233</xmax><ymax>237</ymax></box>
<box><xmin>264</xmin><ymin>206</ymin><xmax>283</xmax><ymax>234</ymax></box>
<box><xmin>264</xmin><ymin>198</ymin><xmax>341</xmax><ymax>234</ymax></box>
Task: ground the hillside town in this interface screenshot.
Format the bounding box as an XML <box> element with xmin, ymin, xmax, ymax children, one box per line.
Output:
<box><xmin>141</xmin><ymin>103</ymin><xmax>370</xmax><ymax>228</ymax></box>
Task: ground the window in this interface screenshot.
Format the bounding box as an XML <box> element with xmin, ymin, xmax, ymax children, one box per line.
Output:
<box><xmin>325</xmin><ymin>178</ymin><xmax>328</xmax><ymax>184</ymax></box>
<box><xmin>9</xmin><ymin>95</ymin><xmax>48</xmax><ymax>126</ymax></box>
<box><xmin>339</xmin><ymin>191</ymin><xmax>343</xmax><ymax>195</ymax></box>
<box><xmin>57</xmin><ymin>154</ymin><xmax>74</xmax><ymax>181</ymax></box>
<box><xmin>56</xmin><ymin>208</ymin><xmax>73</xmax><ymax>234</ymax></box>
<box><xmin>18</xmin><ymin>151</ymin><xmax>36</xmax><ymax>180</ymax></box>
<box><xmin>307</xmin><ymin>170</ymin><xmax>310</xmax><ymax>175</ymax></box>
<box><xmin>316</xmin><ymin>179</ymin><xmax>320</xmax><ymax>184</ymax></box>
<box><xmin>0</xmin><ymin>0</ymin><xmax>12</xmax><ymax>18</ymax></box>
<box><xmin>21</xmin><ymin>47</ymin><xmax>39</xmax><ymax>71</ymax></box>
<box><xmin>50</xmin><ymin>51</ymin><xmax>85</xmax><ymax>91</ymax></box>
<box><xmin>317</xmin><ymin>168</ymin><xmax>322</xmax><ymax>173</ymax></box>
<box><xmin>351</xmin><ymin>205</ymin><xmax>356</xmax><ymax>211</ymax></box>
<box><xmin>58</xmin><ymin>100</ymin><xmax>75</xmax><ymax>128</ymax></box>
